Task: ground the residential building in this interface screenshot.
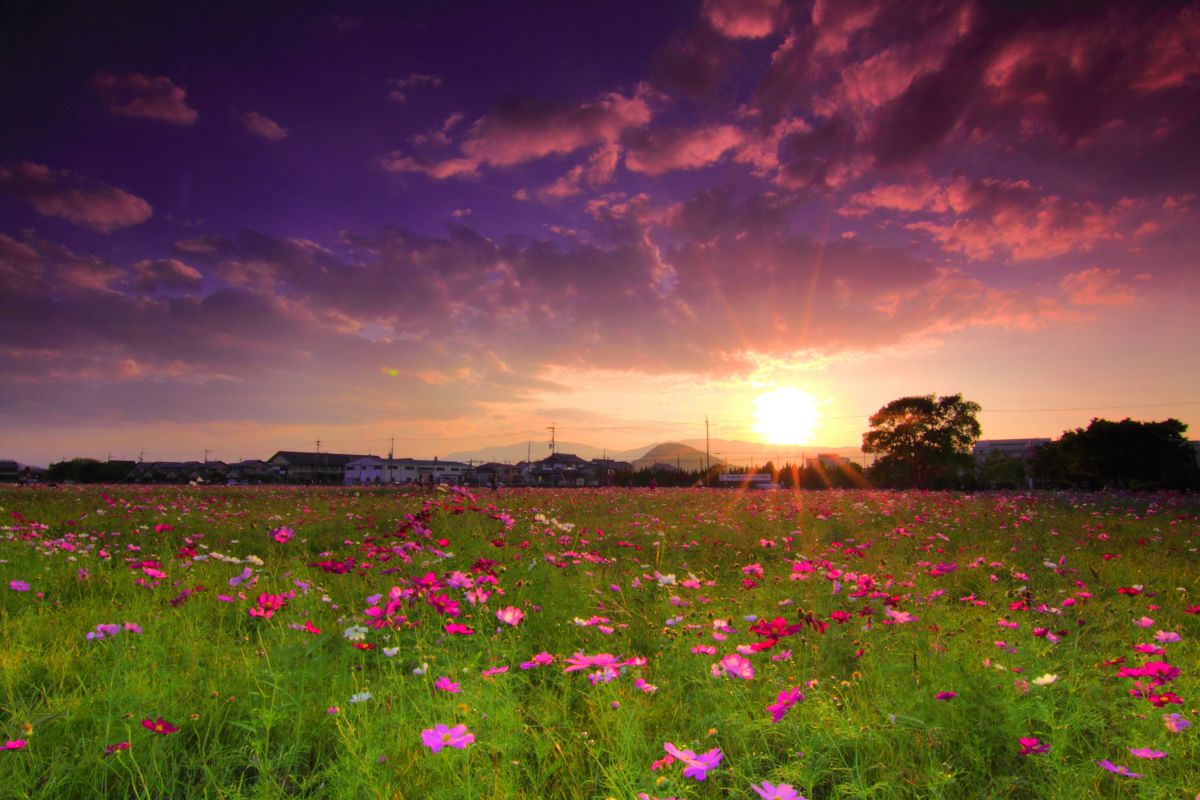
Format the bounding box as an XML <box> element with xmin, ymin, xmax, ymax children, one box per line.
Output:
<box><xmin>266</xmin><ymin>451</ymin><xmax>371</xmax><ymax>484</ymax></box>
<box><xmin>0</xmin><ymin>460</ymin><xmax>19</xmax><ymax>482</ymax></box>
<box><xmin>973</xmin><ymin>439</ymin><xmax>1051</xmax><ymax>462</ymax></box>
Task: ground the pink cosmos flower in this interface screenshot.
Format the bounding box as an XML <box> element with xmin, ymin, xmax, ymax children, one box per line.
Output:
<box><xmin>271</xmin><ymin>526</ymin><xmax>294</xmax><ymax>544</ymax></box>
<box><xmin>1153</xmin><ymin>631</ymin><xmax>1181</xmax><ymax>643</ymax></box>
<box><xmin>1128</xmin><ymin>748</ymin><xmax>1165</xmax><ymax>759</ymax></box>
<box><xmin>481</xmin><ymin>666</ymin><xmax>508</xmax><ymax>678</ymax></box>
<box><xmin>421</xmin><ymin>723</ymin><xmax>474</xmax><ymax>752</ymax></box>
<box><xmin>496</xmin><ymin>606</ymin><xmax>525</xmax><ymax>626</ymax></box>
<box><xmin>141</xmin><ymin>717</ymin><xmax>178</xmax><ymax>735</ymax></box>
<box><xmin>103</xmin><ymin>741</ymin><xmax>130</xmax><ymax>756</ymax></box>
<box><xmin>1018</xmin><ymin>737</ymin><xmax>1049</xmax><ymax>755</ymax></box>
<box><xmin>9</xmin><ymin>581</ymin><xmax>29</xmax><ymax>592</ymax></box>
<box><xmin>765</xmin><ymin>686</ymin><xmax>804</xmax><ymax>723</ymax></box>
<box><xmin>751</xmin><ymin>781</ymin><xmax>804</xmax><ymax>800</ymax></box>
<box><xmin>444</xmin><ymin>622</ymin><xmax>474</xmax><ymax>635</ymax></box>
<box><xmin>712</xmin><ymin>653</ymin><xmax>754</xmax><ymax>680</ymax></box>
<box><xmin>1163</xmin><ymin>713</ymin><xmax>1191</xmax><ymax>733</ymax></box>
<box><xmin>1096</xmin><ymin>759</ymin><xmax>1141</xmax><ymax>778</ymax></box>
<box><xmin>434</xmin><ymin>677</ymin><xmax>461</xmax><ymax>693</ymax></box>
<box><xmin>4</xmin><ymin>740</ymin><xmax>27</xmax><ymax>750</ymax></box>
<box><xmin>520</xmin><ymin>652</ymin><xmax>554</xmax><ymax>669</ymax></box>
<box><xmin>663</xmin><ymin>742</ymin><xmax>723</xmax><ymax>781</ymax></box>
<box><xmin>935</xmin><ymin>691</ymin><xmax>958</xmax><ymax>701</ymax></box>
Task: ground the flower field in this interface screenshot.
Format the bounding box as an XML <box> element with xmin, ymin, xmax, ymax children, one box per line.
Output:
<box><xmin>1</xmin><ymin>486</ymin><xmax>1197</xmax><ymax>799</ymax></box>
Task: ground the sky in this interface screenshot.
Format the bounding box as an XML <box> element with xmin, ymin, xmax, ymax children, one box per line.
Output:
<box><xmin>1</xmin><ymin>0</ymin><xmax>1198</xmax><ymax>466</ymax></box>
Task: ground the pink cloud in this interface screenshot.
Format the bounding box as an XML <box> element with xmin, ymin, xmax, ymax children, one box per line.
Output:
<box><xmin>132</xmin><ymin>259</ymin><xmax>203</xmax><ymax>292</ymax></box>
<box><xmin>0</xmin><ymin>161</ymin><xmax>152</xmax><ymax>233</ymax></box>
<box><xmin>1060</xmin><ymin>268</ymin><xmax>1137</xmax><ymax>306</ymax></box>
<box><xmin>383</xmin><ymin>87</ymin><xmax>652</xmax><ymax>179</ymax></box>
<box><xmin>625</xmin><ymin>125</ymin><xmax>744</xmax><ymax>175</ymax></box>
<box><xmin>240</xmin><ymin>111</ymin><xmax>288</xmax><ymax>141</ymax></box>
<box><xmin>810</xmin><ymin>0</ymin><xmax>879</xmax><ymax>57</ymax></box>
<box><xmin>849</xmin><ymin>175</ymin><xmax>1128</xmax><ymax>261</ymax></box>
<box><xmin>90</xmin><ymin>72</ymin><xmax>199</xmax><ymax>126</ymax></box>
<box><xmin>540</xmin><ymin>144</ymin><xmax>620</xmax><ymax>200</ymax></box>
<box><xmin>702</xmin><ymin>0</ymin><xmax>786</xmax><ymax>39</ymax></box>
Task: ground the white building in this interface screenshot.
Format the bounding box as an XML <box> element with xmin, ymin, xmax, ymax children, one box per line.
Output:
<box><xmin>344</xmin><ymin>456</ymin><xmax>470</xmax><ymax>485</ymax></box>
<box><xmin>973</xmin><ymin>438</ymin><xmax>1051</xmax><ymax>462</ymax></box>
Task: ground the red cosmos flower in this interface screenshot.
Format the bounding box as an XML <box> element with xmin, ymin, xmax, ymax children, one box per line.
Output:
<box><xmin>750</xmin><ymin>617</ymin><xmax>802</xmax><ymax>640</ymax></box>
<box><xmin>1117</xmin><ymin>587</ymin><xmax>1142</xmax><ymax>596</ymax></box>
<box><xmin>141</xmin><ymin>717</ymin><xmax>177</xmax><ymax>735</ymax></box>
<box><xmin>104</xmin><ymin>741</ymin><xmax>130</xmax><ymax>756</ymax></box>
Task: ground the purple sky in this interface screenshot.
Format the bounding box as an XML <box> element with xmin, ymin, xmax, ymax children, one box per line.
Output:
<box><xmin>2</xmin><ymin>0</ymin><xmax>1198</xmax><ymax>465</ymax></box>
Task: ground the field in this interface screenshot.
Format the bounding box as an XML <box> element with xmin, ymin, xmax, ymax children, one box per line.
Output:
<box><xmin>0</xmin><ymin>486</ymin><xmax>1197</xmax><ymax>799</ymax></box>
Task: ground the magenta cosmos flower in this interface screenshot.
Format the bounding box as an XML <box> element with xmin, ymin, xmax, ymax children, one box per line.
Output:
<box><xmin>433</xmin><ymin>676</ymin><xmax>461</xmax><ymax>693</ymax></box>
<box><xmin>663</xmin><ymin>742</ymin><xmax>723</xmax><ymax>781</ymax></box>
<box><xmin>1018</xmin><ymin>737</ymin><xmax>1049</xmax><ymax>755</ymax></box>
<box><xmin>421</xmin><ymin>723</ymin><xmax>474</xmax><ymax>752</ymax></box>
<box><xmin>141</xmin><ymin>717</ymin><xmax>178</xmax><ymax>735</ymax></box>
<box><xmin>1096</xmin><ymin>759</ymin><xmax>1142</xmax><ymax>778</ymax></box>
<box><xmin>765</xmin><ymin>686</ymin><xmax>804</xmax><ymax>723</ymax></box>
<box><xmin>752</xmin><ymin>781</ymin><xmax>804</xmax><ymax>800</ymax></box>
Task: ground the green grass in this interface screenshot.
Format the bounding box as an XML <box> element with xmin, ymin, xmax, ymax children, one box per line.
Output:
<box><xmin>0</xmin><ymin>486</ymin><xmax>1197</xmax><ymax>799</ymax></box>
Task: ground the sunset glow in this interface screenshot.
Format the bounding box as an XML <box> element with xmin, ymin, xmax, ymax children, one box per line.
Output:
<box><xmin>0</xmin><ymin>1</ymin><xmax>1197</xmax><ymax>467</ymax></box>
<box><xmin>753</xmin><ymin>388</ymin><xmax>820</xmax><ymax>446</ymax></box>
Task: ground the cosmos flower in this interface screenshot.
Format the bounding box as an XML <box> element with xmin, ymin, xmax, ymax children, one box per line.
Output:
<box><xmin>935</xmin><ymin>691</ymin><xmax>957</xmax><ymax>701</ymax></box>
<box><xmin>1163</xmin><ymin>713</ymin><xmax>1191</xmax><ymax>733</ymax></box>
<box><xmin>342</xmin><ymin>625</ymin><xmax>368</xmax><ymax>642</ymax></box>
<box><xmin>434</xmin><ymin>677</ymin><xmax>461</xmax><ymax>693</ymax></box>
<box><xmin>712</xmin><ymin>653</ymin><xmax>754</xmax><ymax>680</ymax></box>
<box><xmin>751</xmin><ymin>782</ymin><xmax>804</xmax><ymax>800</ymax></box>
<box><xmin>9</xmin><ymin>581</ymin><xmax>29</xmax><ymax>592</ymax></box>
<box><xmin>765</xmin><ymin>687</ymin><xmax>804</xmax><ymax>722</ymax></box>
<box><xmin>663</xmin><ymin>742</ymin><xmax>723</xmax><ymax>781</ymax></box>
<box><xmin>1018</xmin><ymin>737</ymin><xmax>1049</xmax><ymax>755</ymax></box>
<box><xmin>4</xmin><ymin>740</ymin><xmax>27</xmax><ymax>750</ymax></box>
<box><xmin>103</xmin><ymin>741</ymin><xmax>130</xmax><ymax>756</ymax></box>
<box><xmin>141</xmin><ymin>718</ymin><xmax>178</xmax><ymax>735</ymax></box>
<box><xmin>520</xmin><ymin>652</ymin><xmax>553</xmax><ymax>669</ymax></box>
<box><xmin>349</xmin><ymin>692</ymin><xmax>371</xmax><ymax>704</ymax></box>
<box><xmin>270</xmin><ymin>526</ymin><xmax>294</xmax><ymax>544</ymax></box>
<box><xmin>1032</xmin><ymin>674</ymin><xmax>1058</xmax><ymax>686</ymax></box>
<box><xmin>421</xmin><ymin>723</ymin><xmax>474</xmax><ymax>752</ymax></box>
<box><xmin>1096</xmin><ymin>759</ymin><xmax>1141</xmax><ymax>778</ymax></box>
<box><xmin>1127</xmin><ymin>748</ymin><xmax>1165</xmax><ymax>759</ymax></box>
<box><xmin>496</xmin><ymin>606</ymin><xmax>525</xmax><ymax>626</ymax></box>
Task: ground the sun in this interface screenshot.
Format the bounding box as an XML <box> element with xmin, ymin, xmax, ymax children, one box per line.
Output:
<box><xmin>752</xmin><ymin>387</ymin><xmax>820</xmax><ymax>445</ymax></box>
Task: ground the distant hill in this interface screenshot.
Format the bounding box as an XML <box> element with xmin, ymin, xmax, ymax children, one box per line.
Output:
<box><xmin>445</xmin><ymin>438</ymin><xmax>864</xmax><ymax>469</ymax></box>
<box><xmin>445</xmin><ymin>441</ymin><xmax>643</xmax><ymax>464</ymax></box>
<box><xmin>632</xmin><ymin>442</ymin><xmax>719</xmax><ymax>472</ymax></box>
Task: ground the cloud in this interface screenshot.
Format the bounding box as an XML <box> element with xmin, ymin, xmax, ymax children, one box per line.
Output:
<box><xmin>387</xmin><ymin>73</ymin><xmax>443</xmax><ymax>103</ymax></box>
<box><xmin>90</xmin><ymin>72</ymin><xmax>199</xmax><ymax>125</ymax></box>
<box><xmin>652</xmin><ymin>23</ymin><xmax>740</xmax><ymax>99</ymax></box>
<box><xmin>131</xmin><ymin>259</ymin><xmax>203</xmax><ymax>292</ymax></box>
<box><xmin>701</xmin><ymin>0</ymin><xmax>786</xmax><ymax>39</ymax></box>
<box><xmin>0</xmin><ymin>162</ymin><xmax>153</xmax><ymax>233</ymax></box>
<box><xmin>848</xmin><ymin>175</ymin><xmax>1130</xmax><ymax>261</ymax></box>
<box><xmin>382</xmin><ymin>86</ymin><xmax>652</xmax><ymax>179</ymax></box>
<box><xmin>239</xmin><ymin>111</ymin><xmax>288</xmax><ymax>141</ymax></box>
<box><xmin>624</xmin><ymin>125</ymin><xmax>744</xmax><ymax>175</ymax></box>
<box><xmin>1060</xmin><ymin>268</ymin><xmax>1136</xmax><ymax>307</ymax></box>
<box><xmin>539</xmin><ymin>144</ymin><xmax>621</xmax><ymax>200</ymax></box>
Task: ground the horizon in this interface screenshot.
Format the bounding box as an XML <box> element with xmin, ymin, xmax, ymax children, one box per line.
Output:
<box><xmin>2</xmin><ymin>1</ymin><xmax>1198</xmax><ymax>467</ymax></box>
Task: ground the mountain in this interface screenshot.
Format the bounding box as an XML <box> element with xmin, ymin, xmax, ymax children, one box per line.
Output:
<box><xmin>445</xmin><ymin>441</ymin><xmax>643</xmax><ymax>464</ymax></box>
<box><xmin>445</xmin><ymin>438</ymin><xmax>865</xmax><ymax>468</ymax></box>
<box><xmin>632</xmin><ymin>442</ymin><xmax>719</xmax><ymax>472</ymax></box>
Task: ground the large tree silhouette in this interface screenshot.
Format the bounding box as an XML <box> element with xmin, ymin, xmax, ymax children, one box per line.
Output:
<box><xmin>863</xmin><ymin>394</ymin><xmax>981</xmax><ymax>488</ymax></box>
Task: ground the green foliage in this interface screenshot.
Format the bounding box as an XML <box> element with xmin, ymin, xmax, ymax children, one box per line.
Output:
<box><xmin>862</xmin><ymin>394</ymin><xmax>982</xmax><ymax>488</ymax></box>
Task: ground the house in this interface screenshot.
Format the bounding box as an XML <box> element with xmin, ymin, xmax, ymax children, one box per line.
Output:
<box><xmin>343</xmin><ymin>456</ymin><xmax>470</xmax><ymax>485</ymax></box>
<box><xmin>0</xmin><ymin>460</ymin><xmax>19</xmax><ymax>483</ymax></box>
<box><xmin>973</xmin><ymin>439</ymin><xmax>1051</xmax><ymax>462</ymax></box>
<box><xmin>226</xmin><ymin>460</ymin><xmax>277</xmax><ymax>483</ymax></box>
<box><xmin>580</xmin><ymin>458</ymin><xmax>632</xmax><ymax>486</ymax></box>
<box><xmin>266</xmin><ymin>451</ymin><xmax>372</xmax><ymax>484</ymax></box>
<box><xmin>468</xmin><ymin>462</ymin><xmax>522</xmax><ymax>487</ymax></box>
<box><xmin>530</xmin><ymin>452</ymin><xmax>591</xmax><ymax>486</ymax></box>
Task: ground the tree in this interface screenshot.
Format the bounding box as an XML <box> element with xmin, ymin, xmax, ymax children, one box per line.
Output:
<box><xmin>862</xmin><ymin>394</ymin><xmax>981</xmax><ymax>488</ymax></box>
<box><xmin>1032</xmin><ymin>418</ymin><xmax>1199</xmax><ymax>489</ymax></box>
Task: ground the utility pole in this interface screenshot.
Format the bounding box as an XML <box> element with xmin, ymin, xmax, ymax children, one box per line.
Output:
<box><xmin>138</xmin><ymin>450</ymin><xmax>144</xmax><ymax>464</ymax></box>
<box><xmin>705</xmin><ymin>415</ymin><xmax>710</xmax><ymax>486</ymax></box>
<box><xmin>547</xmin><ymin>424</ymin><xmax>556</xmax><ymax>455</ymax></box>
<box><xmin>388</xmin><ymin>435</ymin><xmax>394</xmax><ymax>484</ymax></box>
<box><xmin>204</xmin><ymin>449</ymin><xmax>210</xmax><ymax>464</ymax></box>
